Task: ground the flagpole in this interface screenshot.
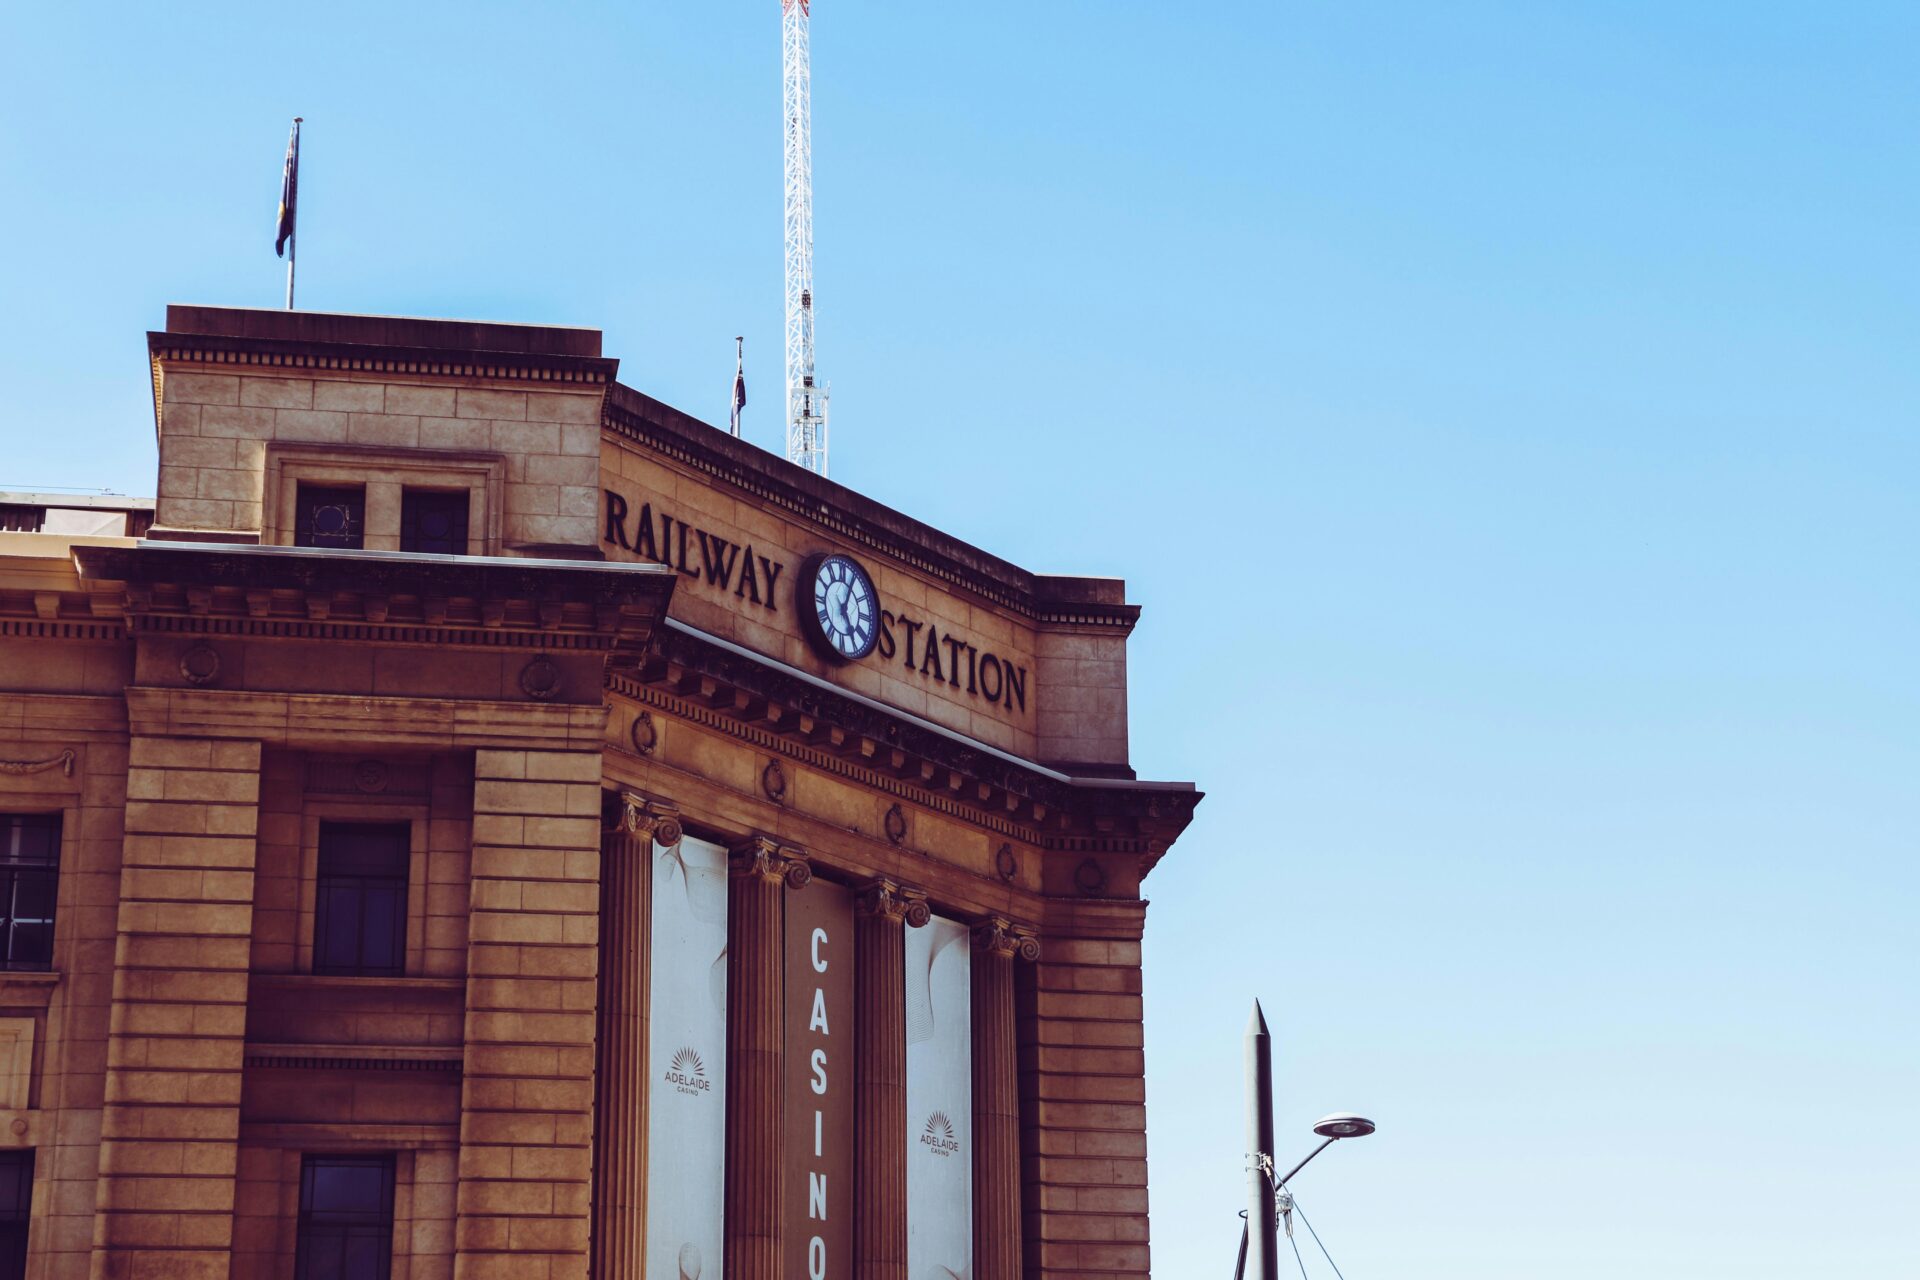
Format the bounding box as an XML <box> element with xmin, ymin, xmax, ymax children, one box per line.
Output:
<box><xmin>285</xmin><ymin>118</ymin><xmax>302</xmax><ymax>310</ymax></box>
<box><xmin>730</xmin><ymin>336</ymin><xmax>745</xmax><ymax>437</ymax></box>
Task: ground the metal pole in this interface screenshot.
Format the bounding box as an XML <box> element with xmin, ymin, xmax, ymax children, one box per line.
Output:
<box><xmin>1245</xmin><ymin>1001</ymin><xmax>1278</xmax><ymax>1280</ymax></box>
<box><xmin>285</xmin><ymin>118</ymin><xmax>301</xmax><ymax>310</ymax></box>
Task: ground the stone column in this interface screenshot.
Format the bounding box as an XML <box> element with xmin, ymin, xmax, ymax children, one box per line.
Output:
<box><xmin>91</xmin><ymin>736</ymin><xmax>262</xmax><ymax>1280</ymax></box>
<box><xmin>852</xmin><ymin>879</ymin><xmax>929</xmax><ymax>1280</ymax></box>
<box><xmin>971</xmin><ymin>917</ymin><xmax>1039</xmax><ymax>1280</ymax></box>
<box><xmin>591</xmin><ymin>794</ymin><xmax>681</xmax><ymax>1280</ymax></box>
<box><xmin>724</xmin><ymin>838</ymin><xmax>810</xmax><ymax>1280</ymax></box>
<box><xmin>456</xmin><ymin>748</ymin><xmax>605</xmax><ymax>1280</ymax></box>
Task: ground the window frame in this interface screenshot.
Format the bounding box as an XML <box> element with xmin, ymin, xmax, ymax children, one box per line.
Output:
<box><xmin>310</xmin><ymin>821</ymin><xmax>412</xmax><ymax>978</ymax></box>
<box><xmin>292</xmin><ymin>483</ymin><xmax>368</xmax><ymax>551</ymax></box>
<box><xmin>264</xmin><ymin>445</ymin><xmax>504</xmax><ymax>555</ymax></box>
<box><xmin>293</xmin><ymin>1153</ymin><xmax>396</xmax><ymax>1280</ymax></box>
<box><xmin>0</xmin><ymin>1147</ymin><xmax>32</xmax><ymax>1280</ymax></box>
<box><xmin>297</xmin><ymin>804</ymin><xmax>429</xmax><ymax>978</ymax></box>
<box><xmin>0</xmin><ymin>813</ymin><xmax>61</xmax><ymax>973</ymax></box>
<box><xmin>398</xmin><ymin>487</ymin><xmax>472</xmax><ymax>556</ymax></box>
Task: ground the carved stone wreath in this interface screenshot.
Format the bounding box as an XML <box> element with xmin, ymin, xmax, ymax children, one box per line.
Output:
<box><xmin>179</xmin><ymin>643</ymin><xmax>221</xmax><ymax>687</ymax></box>
<box><xmin>1074</xmin><ymin>857</ymin><xmax>1108</xmax><ymax>897</ymax></box>
<box><xmin>883</xmin><ymin>804</ymin><xmax>908</xmax><ymax>846</ymax></box>
<box><xmin>629</xmin><ymin>711</ymin><xmax>657</xmax><ymax>755</ymax></box>
<box><xmin>519</xmin><ymin>657</ymin><xmax>564</xmax><ymax>701</ymax></box>
<box><xmin>762</xmin><ymin>760</ymin><xmax>788</xmax><ymax>804</ymax></box>
<box><xmin>351</xmin><ymin>760</ymin><xmax>389</xmax><ymax>794</ymax></box>
<box><xmin>994</xmin><ymin>844</ymin><xmax>1019</xmax><ymax>882</ymax></box>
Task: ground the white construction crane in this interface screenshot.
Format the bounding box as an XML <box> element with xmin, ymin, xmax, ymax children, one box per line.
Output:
<box><xmin>782</xmin><ymin>0</ymin><xmax>828</xmax><ymax>476</ymax></box>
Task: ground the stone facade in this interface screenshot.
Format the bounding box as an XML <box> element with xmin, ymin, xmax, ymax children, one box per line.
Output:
<box><xmin>0</xmin><ymin>306</ymin><xmax>1199</xmax><ymax>1279</ymax></box>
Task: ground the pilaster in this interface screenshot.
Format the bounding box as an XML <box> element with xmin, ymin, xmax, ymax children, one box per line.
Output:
<box><xmin>590</xmin><ymin>794</ymin><xmax>680</xmax><ymax>1280</ymax></box>
<box><xmin>723</xmin><ymin>837</ymin><xmax>810</xmax><ymax>1280</ymax></box>
<box><xmin>454</xmin><ymin>747</ymin><xmax>604</xmax><ymax>1280</ymax></box>
<box><xmin>852</xmin><ymin>878</ymin><xmax>929</xmax><ymax>1280</ymax></box>
<box><xmin>91</xmin><ymin>735</ymin><xmax>262</xmax><ymax>1280</ymax></box>
<box><xmin>971</xmin><ymin>917</ymin><xmax>1038</xmax><ymax>1280</ymax></box>
<box><xmin>1017</xmin><ymin>930</ymin><xmax>1150</xmax><ymax>1279</ymax></box>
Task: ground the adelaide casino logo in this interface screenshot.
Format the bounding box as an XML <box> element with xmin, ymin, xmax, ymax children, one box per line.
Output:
<box><xmin>919</xmin><ymin>1110</ymin><xmax>960</xmax><ymax>1157</ymax></box>
<box><xmin>666</xmin><ymin>1046</ymin><xmax>711</xmax><ymax>1097</ymax></box>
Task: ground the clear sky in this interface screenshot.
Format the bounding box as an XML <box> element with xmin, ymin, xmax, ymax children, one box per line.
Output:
<box><xmin>4</xmin><ymin>2</ymin><xmax>1916</xmax><ymax>1274</ymax></box>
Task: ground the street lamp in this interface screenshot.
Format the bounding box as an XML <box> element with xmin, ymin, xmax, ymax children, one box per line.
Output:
<box><xmin>1234</xmin><ymin>1114</ymin><xmax>1376</xmax><ymax>1279</ymax></box>
<box><xmin>1234</xmin><ymin>1114</ymin><xmax>1377</xmax><ymax>1279</ymax></box>
<box><xmin>1238</xmin><ymin>1003</ymin><xmax>1376</xmax><ymax>1280</ymax></box>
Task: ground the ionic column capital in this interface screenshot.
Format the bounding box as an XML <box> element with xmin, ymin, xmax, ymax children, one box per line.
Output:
<box><xmin>605</xmin><ymin>790</ymin><xmax>683</xmax><ymax>846</ymax></box>
<box><xmin>728</xmin><ymin>835</ymin><xmax>812</xmax><ymax>890</ymax></box>
<box><xmin>855</xmin><ymin>877</ymin><xmax>930</xmax><ymax>928</ymax></box>
<box><xmin>972</xmin><ymin>916</ymin><xmax>1041</xmax><ymax>962</ymax></box>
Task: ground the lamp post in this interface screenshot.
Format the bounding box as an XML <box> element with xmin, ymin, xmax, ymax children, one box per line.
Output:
<box><xmin>1236</xmin><ymin>1000</ymin><xmax>1376</xmax><ymax>1279</ymax></box>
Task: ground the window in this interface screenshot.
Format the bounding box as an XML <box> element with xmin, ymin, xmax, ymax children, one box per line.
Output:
<box><xmin>0</xmin><ymin>814</ymin><xmax>60</xmax><ymax>971</ymax></box>
<box><xmin>294</xmin><ymin>485</ymin><xmax>366</xmax><ymax>550</ymax></box>
<box><xmin>313</xmin><ymin>823</ymin><xmax>409</xmax><ymax>976</ymax></box>
<box><xmin>295</xmin><ymin>1155</ymin><xmax>394</xmax><ymax>1280</ymax></box>
<box><xmin>0</xmin><ymin>1149</ymin><xmax>30</xmax><ymax>1280</ymax></box>
<box><xmin>399</xmin><ymin>489</ymin><xmax>470</xmax><ymax>555</ymax></box>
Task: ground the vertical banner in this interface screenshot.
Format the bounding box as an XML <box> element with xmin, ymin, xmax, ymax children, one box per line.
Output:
<box><xmin>785</xmin><ymin>879</ymin><xmax>854</xmax><ymax>1280</ymax></box>
<box><xmin>906</xmin><ymin>915</ymin><xmax>973</xmax><ymax>1279</ymax></box>
<box><xmin>647</xmin><ymin>835</ymin><xmax>730</xmax><ymax>1280</ymax></box>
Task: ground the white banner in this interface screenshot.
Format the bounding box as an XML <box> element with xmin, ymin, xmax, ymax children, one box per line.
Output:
<box><xmin>647</xmin><ymin>835</ymin><xmax>730</xmax><ymax>1280</ymax></box>
<box><xmin>905</xmin><ymin>914</ymin><xmax>972</xmax><ymax>1280</ymax></box>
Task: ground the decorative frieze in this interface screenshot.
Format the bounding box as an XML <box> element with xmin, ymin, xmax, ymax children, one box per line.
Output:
<box><xmin>0</xmin><ymin>749</ymin><xmax>74</xmax><ymax>778</ymax></box>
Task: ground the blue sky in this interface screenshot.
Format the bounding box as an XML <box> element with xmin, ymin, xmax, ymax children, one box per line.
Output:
<box><xmin>4</xmin><ymin>2</ymin><xmax>1916</xmax><ymax>1274</ymax></box>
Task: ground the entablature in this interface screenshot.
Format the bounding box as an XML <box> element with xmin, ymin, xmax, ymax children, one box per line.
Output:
<box><xmin>615</xmin><ymin>616</ymin><xmax>1199</xmax><ymax>868</ymax></box>
<box><xmin>72</xmin><ymin>541</ymin><xmax>676</xmax><ymax>668</ymax></box>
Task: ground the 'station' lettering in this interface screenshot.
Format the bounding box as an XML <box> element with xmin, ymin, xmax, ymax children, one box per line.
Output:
<box><xmin>603</xmin><ymin>488</ymin><xmax>1029</xmax><ymax>715</ymax></box>
<box><xmin>876</xmin><ymin>609</ymin><xmax>1027</xmax><ymax>715</ymax></box>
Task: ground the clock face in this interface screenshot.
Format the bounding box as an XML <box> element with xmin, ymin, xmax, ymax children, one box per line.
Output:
<box><xmin>807</xmin><ymin>554</ymin><xmax>879</xmax><ymax>660</ymax></box>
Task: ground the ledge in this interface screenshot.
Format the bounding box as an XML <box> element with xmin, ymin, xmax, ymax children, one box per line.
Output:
<box><xmin>0</xmin><ymin>971</ymin><xmax>59</xmax><ymax>1010</ymax></box>
<box><xmin>249</xmin><ymin>973</ymin><xmax>466</xmax><ymax>995</ymax></box>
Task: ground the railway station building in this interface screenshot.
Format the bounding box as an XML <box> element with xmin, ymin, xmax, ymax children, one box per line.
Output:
<box><xmin>0</xmin><ymin>305</ymin><xmax>1200</xmax><ymax>1279</ymax></box>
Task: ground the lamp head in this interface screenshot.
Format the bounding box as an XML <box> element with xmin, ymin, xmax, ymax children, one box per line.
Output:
<box><xmin>1312</xmin><ymin>1113</ymin><xmax>1377</xmax><ymax>1140</ymax></box>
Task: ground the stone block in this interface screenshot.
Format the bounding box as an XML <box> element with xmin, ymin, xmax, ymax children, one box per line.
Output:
<box><xmin>524</xmin><ymin>391</ymin><xmax>600</xmax><ymax>424</ymax></box>
<box><xmin>418</xmin><ymin>415</ymin><xmax>491</xmax><ymax>450</ymax></box>
<box><xmin>164</xmin><ymin>436</ymin><xmax>239</xmax><ymax>468</ymax></box>
<box><xmin>165</xmin><ymin>372</ymin><xmax>241</xmax><ymax>405</ymax></box>
<box><xmin>491</xmin><ymin>421</ymin><xmax>561</xmax><ymax>456</ymax></box>
<box><xmin>313</xmin><ymin>380</ymin><xmax>386</xmax><ymax>413</ymax></box>
<box><xmin>239</xmin><ymin>377</ymin><xmax>314</xmax><ymax>409</ymax></box>
<box><xmin>457</xmin><ymin>389</ymin><xmax>528</xmax><ymax>421</ymax></box>
<box><xmin>348</xmin><ymin>412</ymin><xmax>421</xmax><ymax>447</ymax></box>
<box><xmin>387</xmin><ymin>383</ymin><xmax>458</xmax><ymax>417</ymax></box>
<box><xmin>270</xmin><ymin>408</ymin><xmax>349</xmax><ymax>441</ymax></box>
<box><xmin>157</xmin><ymin>466</ymin><xmax>198</xmax><ymax>499</ymax></box>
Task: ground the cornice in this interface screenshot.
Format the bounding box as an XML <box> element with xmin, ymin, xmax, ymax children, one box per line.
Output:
<box><xmin>612</xmin><ymin>622</ymin><xmax>1200</xmax><ymax>859</ymax></box>
<box><xmin>71</xmin><ymin>542</ymin><xmax>676</xmax><ymax>668</ymax></box>
<box><xmin>149</xmin><ymin>335</ymin><xmax>616</xmax><ymax>384</ymax></box>
<box><xmin>148</xmin><ymin>331</ymin><xmax>618</xmax><ymax>437</ymax></box>
<box><xmin>602</xmin><ymin>384</ymin><xmax>1140</xmax><ymax>632</ymax></box>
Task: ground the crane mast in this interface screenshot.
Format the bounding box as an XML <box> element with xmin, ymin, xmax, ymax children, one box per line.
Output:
<box><xmin>782</xmin><ymin>0</ymin><xmax>828</xmax><ymax>476</ymax></box>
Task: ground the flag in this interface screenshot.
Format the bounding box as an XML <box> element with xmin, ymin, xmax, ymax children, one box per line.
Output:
<box><xmin>275</xmin><ymin>119</ymin><xmax>301</xmax><ymax>258</ymax></box>
<box><xmin>729</xmin><ymin>337</ymin><xmax>747</xmax><ymax>437</ymax></box>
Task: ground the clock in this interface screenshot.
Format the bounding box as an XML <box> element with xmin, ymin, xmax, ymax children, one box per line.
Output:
<box><xmin>801</xmin><ymin>553</ymin><xmax>880</xmax><ymax>661</ymax></box>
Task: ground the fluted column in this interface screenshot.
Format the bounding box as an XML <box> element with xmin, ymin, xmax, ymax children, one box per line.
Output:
<box><xmin>592</xmin><ymin>794</ymin><xmax>681</xmax><ymax>1280</ymax></box>
<box><xmin>725</xmin><ymin>837</ymin><xmax>811</xmax><ymax>1280</ymax></box>
<box><xmin>853</xmin><ymin>880</ymin><xmax>929</xmax><ymax>1280</ymax></box>
<box><xmin>972</xmin><ymin>917</ymin><xmax>1039</xmax><ymax>1280</ymax></box>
